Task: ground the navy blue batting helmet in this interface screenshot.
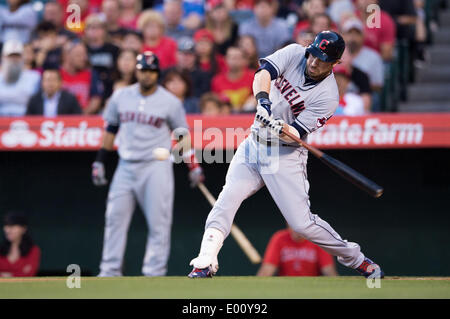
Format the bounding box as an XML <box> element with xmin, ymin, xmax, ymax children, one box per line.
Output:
<box><xmin>136</xmin><ymin>51</ymin><xmax>160</xmax><ymax>72</ymax></box>
<box><xmin>306</xmin><ymin>31</ymin><xmax>345</xmax><ymax>63</ymax></box>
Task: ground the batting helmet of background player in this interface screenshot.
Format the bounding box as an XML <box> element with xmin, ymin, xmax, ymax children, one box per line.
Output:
<box><xmin>305</xmin><ymin>31</ymin><xmax>345</xmax><ymax>63</ymax></box>
<box><xmin>136</xmin><ymin>51</ymin><xmax>160</xmax><ymax>73</ymax></box>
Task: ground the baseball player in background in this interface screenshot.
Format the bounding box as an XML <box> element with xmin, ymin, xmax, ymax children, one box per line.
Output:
<box><xmin>92</xmin><ymin>51</ymin><xmax>204</xmax><ymax>277</ymax></box>
<box><xmin>188</xmin><ymin>31</ymin><xmax>384</xmax><ymax>279</ymax></box>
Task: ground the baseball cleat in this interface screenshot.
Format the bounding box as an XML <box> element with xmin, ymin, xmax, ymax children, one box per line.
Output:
<box><xmin>356</xmin><ymin>258</ymin><xmax>385</xmax><ymax>279</ymax></box>
<box><xmin>188</xmin><ymin>266</ymin><xmax>213</xmax><ymax>278</ymax></box>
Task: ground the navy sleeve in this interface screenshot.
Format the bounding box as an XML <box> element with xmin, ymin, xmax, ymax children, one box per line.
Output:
<box><xmin>256</xmin><ymin>61</ymin><xmax>278</xmax><ymax>80</ymax></box>
<box><xmin>106</xmin><ymin>124</ymin><xmax>119</xmax><ymax>134</ymax></box>
<box><xmin>290</xmin><ymin>121</ymin><xmax>308</xmax><ymax>138</ymax></box>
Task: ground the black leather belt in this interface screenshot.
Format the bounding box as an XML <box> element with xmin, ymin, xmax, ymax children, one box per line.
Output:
<box><xmin>254</xmin><ymin>134</ymin><xmax>296</xmax><ymax>147</ymax></box>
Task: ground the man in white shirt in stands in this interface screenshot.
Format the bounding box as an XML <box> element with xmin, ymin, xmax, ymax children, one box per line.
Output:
<box><xmin>0</xmin><ymin>39</ymin><xmax>40</xmax><ymax>117</ymax></box>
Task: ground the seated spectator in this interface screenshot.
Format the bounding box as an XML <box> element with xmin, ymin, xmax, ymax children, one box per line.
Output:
<box><xmin>194</xmin><ymin>28</ymin><xmax>227</xmax><ymax>75</ymax></box>
<box><xmin>211</xmin><ymin>46</ymin><xmax>255</xmax><ymax>112</ymax></box>
<box><xmin>296</xmin><ymin>13</ymin><xmax>335</xmax><ymax>47</ymax></box>
<box><xmin>155</xmin><ymin>0</ymin><xmax>205</xmax><ymax>31</ymax></box>
<box><xmin>0</xmin><ymin>211</ymin><xmax>41</xmax><ymax>277</ymax></box>
<box><xmin>340</xmin><ymin>48</ymin><xmax>372</xmax><ymax>112</ymax></box>
<box><xmin>101</xmin><ymin>0</ymin><xmax>129</xmax><ymax>48</ymax></box>
<box><xmin>84</xmin><ymin>14</ymin><xmax>120</xmax><ymax>100</ymax></box>
<box><xmin>206</xmin><ymin>3</ymin><xmax>239</xmax><ymax>56</ymax></box>
<box><xmin>257</xmin><ymin>227</ymin><xmax>338</xmax><ymax>277</ymax></box>
<box><xmin>32</xmin><ymin>21</ymin><xmax>63</xmax><ymax>69</ymax></box>
<box><xmin>163</xmin><ymin>0</ymin><xmax>193</xmax><ymax>41</ymax></box>
<box><xmin>208</xmin><ymin>0</ymin><xmax>255</xmax><ymax>11</ymax></box>
<box><xmin>23</xmin><ymin>43</ymin><xmax>37</xmax><ymax>70</ymax></box>
<box><xmin>162</xmin><ymin>69</ymin><xmax>200</xmax><ymax>113</ymax></box>
<box><xmin>42</xmin><ymin>0</ymin><xmax>78</xmax><ymax>46</ymax></box>
<box><xmin>199</xmin><ymin>92</ymin><xmax>227</xmax><ymax>116</ymax></box>
<box><xmin>0</xmin><ymin>40</ymin><xmax>41</xmax><ymax>117</ymax></box>
<box><xmin>121</xmin><ymin>30</ymin><xmax>144</xmax><ymax>53</ymax></box>
<box><xmin>0</xmin><ymin>0</ymin><xmax>38</xmax><ymax>45</ymax></box>
<box><xmin>378</xmin><ymin>0</ymin><xmax>416</xmax><ymax>43</ymax></box>
<box><xmin>310</xmin><ymin>13</ymin><xmax>335</xmax><ymax>35</ymax></box>
<box><xmin>341</xmin><ymin>18</ymin><xmax>384</xmax><ymax>111</ymax></box>
<box><xmin>113</xmin><ymin>49</ymin><xmax>138</xmax><ymax>92</ymax></box>
<box><xmin>341</xmin><ymin>18</ymin><xmax>384</xmax><ymax>92</ymax></box>
<box><xmin>60</xmin><ymin>41</ymin><xmax>104</xmax><ymax>114</ymax></box>
<box><xmin>293</xmin><ymin>0</ymin><xmax>327</xmax><ymax>40</ymax></box>
<box><xmin>327</xmin><ymin>0</ymin><xmax>355</xmax><ymax>25</ymax></box>
<box><xmin>138</xmin><ymin>10</ymin><xmax>178</xmax><ymax>70</ymax></box>
<box><xmin>333</xmin><ymin>65</ymin><xmax>366</xmax><ymax>116</ymax></box>
<box><xmin>26</xmin><ymin>68</ymin><xmax>82</xmax><ymax>116</ymax></box>
<box><xmin>118</xmin><ymin>0</ymin><xmax>141</xmax><ymax>30</ymax></box>
<box><xmin>239</xmin><ymin>0</ymin><xmax>291</xmax><ymax>58</ymax></box>
<box><xmin>237</xmin><ymin>35</ymin><xmax>260</xmax><ymax>70</ymax></box>
<box><xmin>412</xmin><ymin>0</ymin><xmax>427</xmax><ymax>67</ymax></box>
<box><xmin>295</xmin><ymin>29</ymin><xmax>315</xmax><ymax>47</ymax></box>
<box><xmin>165</xmin><ymin>36</ymin><xmax>211</xmax><ymax>98</ymax></box>
<box><xmin>355</xmin><ymin>0</ymin><xmax>396</xmax><ymax>61</ymax></box>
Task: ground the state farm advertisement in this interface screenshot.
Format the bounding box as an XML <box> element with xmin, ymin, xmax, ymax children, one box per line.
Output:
<box><xmin>0</xmin><ymin>114</ymin><xmax>449</xmax><ymax>151</ymax></box>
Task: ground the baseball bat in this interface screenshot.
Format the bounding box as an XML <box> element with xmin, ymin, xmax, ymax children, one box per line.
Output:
<box><xmin>281</xmin><ymin>128</ymin><xmax>384</xmax><ymax>198</ymax></box>
<box><xmin>197</xmin><ymin>182</ymin><xmax>262</xmax><ymax>264</ymax></box>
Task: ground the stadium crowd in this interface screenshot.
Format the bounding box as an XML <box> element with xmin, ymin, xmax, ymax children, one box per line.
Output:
<box><xmin>0</xmin><ymin>0</ymin><xmax>435</xmax><ymax>118</ymax></box>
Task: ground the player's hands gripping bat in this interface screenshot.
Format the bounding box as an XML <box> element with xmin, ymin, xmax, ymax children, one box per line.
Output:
<box><xmin>280</xmin><ymin>125</ymin><xmax>384</xmax><ymax>198</ymax></box>
<box><xmin>92</xmin><ymin>161</ymin><xmax>108</xmax><ymax>186</ymax></box>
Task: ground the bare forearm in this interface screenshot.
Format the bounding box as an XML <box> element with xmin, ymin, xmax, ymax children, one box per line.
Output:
<box><xmin>101</xmin><ymin>131</ymin><xmax>116</xmax><ymax>150</ymax></box>
<box><xmin>253</xmin><ymin>69</ymin><xmax>272</xmax><ymax>97</ymax></box>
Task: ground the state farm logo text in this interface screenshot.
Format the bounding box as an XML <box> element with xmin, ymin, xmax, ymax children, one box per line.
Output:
<box><xmin>309</xmin><ymin>118</ymin><xmax>424</xmax><ymax>146</ymax></box>
<box><xmin>1</xmin><ymin>120</ymin><xmax>103</xmax><ymax>148</ymax></box>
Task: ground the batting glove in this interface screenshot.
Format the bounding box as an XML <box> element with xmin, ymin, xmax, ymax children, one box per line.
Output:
<box><xmin>267</xmin><ymin>118</ymin><xmax>285</xmax><ymax>136</ymax></box>
<box><xmin>255</xmin><ymin>98</ymin><xmax>273</xmax><ymax>126</ymax></box>
<box><xmin>189</xmin><ymin>166</ymin><xmax>205</xmax><ymax>188</ymax></box>
<box><xmin>92</xmin><ymin>161</ymin><xmax>108</xmax><ymax>186</ymax></box>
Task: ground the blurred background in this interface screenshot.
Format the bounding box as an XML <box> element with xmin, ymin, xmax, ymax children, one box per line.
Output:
<box><xmin>0</xmin><ymin>0</ymin><xmax>449</xmax><ymax>277</ymax></box>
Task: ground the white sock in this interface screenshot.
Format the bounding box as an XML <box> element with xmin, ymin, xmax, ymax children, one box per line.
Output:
<box><xmin>190</xmin><ymin>228</ymin><xmax>224</xmax><ymax>269</ymax></box>
<box><xmin>199</xmin><ymin>227</ymin><xmax>224</xmax><ymax>258</ymax></box>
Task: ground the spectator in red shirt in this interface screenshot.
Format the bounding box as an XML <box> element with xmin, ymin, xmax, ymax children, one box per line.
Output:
<box><xmin>0</xmin><ymin>212</ymin><xmax>40</xmax><ymax>277</ymax></box>
<box><xmin>257</xmin><ymin>227</ymin><xmax>338</xmax><ymax>277</ymax></box>
<box><xmin>60</xmin><ymin>41</ymin><xmax>104</xmax><ymax>114</ymax></box>
<box><xmin>211</xmin><ymin>46</ymin><xmax>255</xmax><ymax>112</ymax></box>
<box><xmin>355</xmin><ymin>0</ymin><xmax>396</xmax><ymax>61</ymax></box>
<box><xmin>194</xmin><ymin>28</ymin><xmax>227</xmax><ymax>75</ymax></box>
<box><xmin>138</xmin><ymin>10</ymin><xmax>178</xmax><ymax>70</ymax></box>
<box><xmin>118</xmin><ymin>0</ymin><xmax>141</xmax><ymax>30</ymax></box>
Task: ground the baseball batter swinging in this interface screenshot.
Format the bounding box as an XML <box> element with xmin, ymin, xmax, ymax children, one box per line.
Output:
<box><xmin>188</xmin><ymin>31</ymin><xmax>384</xmax><ymax>279</ymax></box>
<box><xmin>92</xmin><ymin>51</ymin><xmax>204</xmax><ymax>277</ymax></box>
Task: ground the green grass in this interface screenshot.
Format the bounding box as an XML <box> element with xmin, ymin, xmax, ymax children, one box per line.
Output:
<box><xmin>0</xmin><ymin>277</ymin><xmax>449</xmax><ymax>299</ymax></box>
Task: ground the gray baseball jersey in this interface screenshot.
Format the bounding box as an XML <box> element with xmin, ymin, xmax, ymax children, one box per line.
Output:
<box><xmin>252</xmin><ymin>43</ymin><xmax>339</xmax><ymax>144</ymax></box>
<box><xmin>99</xmin><ymin>84</ymin><xmax>187</xmax><ymax>277</ymax></box>
<box><xmin>103</xmin><ymin>83</ymin><xmax>188</xmax><ymax>161</ymax></box>
<box><xmin>199</xmin><ymin>44</ymin><xmax>367</xmax><ymax>271</ymax></box>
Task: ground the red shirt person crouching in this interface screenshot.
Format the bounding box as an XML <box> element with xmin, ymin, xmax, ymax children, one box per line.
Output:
<box><xmin>0</xmin><ymin>212</ymin><xmax>41</xmax><ymax>277</ymax></box>
<box><xmin>257</xmin><ymin>227</ymin><xmax>337</xmax><ymax>276</ymax></box>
